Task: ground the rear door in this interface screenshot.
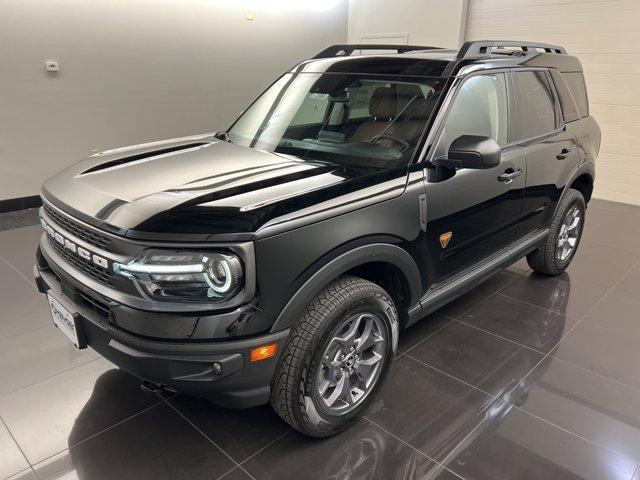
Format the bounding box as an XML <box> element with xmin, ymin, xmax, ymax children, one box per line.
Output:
<box><xmin>511</xmin><ymin>69</ymin><xmax>580</xmax><ymax>234</ymax></box>
<box><xmin>424</xmin><ymin>72</ymin><xmax>526</xmax><ymax>284</ymax></box>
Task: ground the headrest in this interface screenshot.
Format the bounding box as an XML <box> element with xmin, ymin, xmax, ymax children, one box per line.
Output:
<box><xmin>369</xmin><ymin>87</ymin><xmax>397</xmax><ymax>121</ymax></box>
<box><xmin>409</xmin><ymin>95</ymin><xmax>437</xmax><ymax>120</ymax></box>
<box><xmin>396</xmin><ymin>84</ymin><xmax>424</xmax><ymax>111</ymax></box>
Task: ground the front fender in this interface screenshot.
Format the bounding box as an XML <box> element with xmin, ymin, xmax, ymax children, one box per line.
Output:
<box><xmin>269</xmin><ymin>243</ymin><xmax>422</xmax><ymax>333</ymax></box>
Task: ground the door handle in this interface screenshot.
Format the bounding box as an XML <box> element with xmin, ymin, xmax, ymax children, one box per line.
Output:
<box><xmin>557</xmin><ymin>147</ymin><xmax>573</xmax><ymax>160</ymax></box>
<box><xmin>497</xmin><ymin>168</ymin><xmax>523</xmax><ymax>184</ymax></box>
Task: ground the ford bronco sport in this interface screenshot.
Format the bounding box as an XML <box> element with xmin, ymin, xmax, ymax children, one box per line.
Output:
<box><xmin>34</xmin><ymin>41</ymin><xmax>600</xmax><ymax>437</ymax></box>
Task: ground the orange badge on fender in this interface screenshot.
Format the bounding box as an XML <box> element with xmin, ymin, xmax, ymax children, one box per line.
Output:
<box><xmin>440</xmin><ymin>231</ymin><xmax>452</xmax><ymax>248</ymax></box>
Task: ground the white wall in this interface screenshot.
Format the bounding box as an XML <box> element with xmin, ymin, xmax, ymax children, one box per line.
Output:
<box><xmin>348</xmin><ymin>0</ymin><xmax>467</xmax><ymax>48</ymax></box>
<box><xmin>0</xmin><ymin>0</ymin><xmax>348</xmax><ymax>201</ymax></box>
<box><xmin>466</xmin><ymin>0</ymin><xmax>640</xmax><ymax>206</ymax></box>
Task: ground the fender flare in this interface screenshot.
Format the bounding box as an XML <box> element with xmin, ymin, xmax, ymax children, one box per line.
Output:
<box><xmin>269</xmin><ymin>243</ymin><xmax>422</xmax><ymax>333</ymax></box>
<box><xmin>553</xmin><ymin>161</ymin><xmax>595</xmax><ymax>218</ymax></box>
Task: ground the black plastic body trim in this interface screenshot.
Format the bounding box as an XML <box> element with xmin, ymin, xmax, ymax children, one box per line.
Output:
<box><xmin>270</xmin><ymin>243</ymin><xmax>422</xmax><ymax>333</ymax></box>
<box><xmin>554</xmin><ymin>161</ymin><xmax>596</xmax><ymax>217</ymax></box>
<box><xmin>415</xmin><ymin>229</ymin><xmax>549</xmax><ymax>323</ymax></box>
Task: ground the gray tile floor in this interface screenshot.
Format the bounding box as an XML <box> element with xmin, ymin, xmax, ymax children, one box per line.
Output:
<box><xmin>0</xmin><ymin>198</ymin><xmax>639</xmax><ymax>479</ymax></box>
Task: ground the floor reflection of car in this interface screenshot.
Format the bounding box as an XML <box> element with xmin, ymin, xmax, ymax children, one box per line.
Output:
<box><xmin>320</xmin><ymin>427</ymin><xmax>429</xmax><ymax>480</ymax></box>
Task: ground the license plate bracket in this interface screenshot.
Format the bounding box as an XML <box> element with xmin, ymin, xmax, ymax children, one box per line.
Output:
<box><xmin>47</xmin><ymin>294</ymin><xmax>87</xmax><ymax>349</ymax></box>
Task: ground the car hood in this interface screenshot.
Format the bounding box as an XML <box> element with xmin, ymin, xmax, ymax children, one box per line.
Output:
<box><xmin>42</xmin><ymin>134</ymin><xmax>406</xmax><ymax>240</ymax></box>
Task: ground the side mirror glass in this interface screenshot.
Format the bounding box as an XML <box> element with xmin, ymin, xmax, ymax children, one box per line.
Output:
<box><xmin>434</xmin><ymin>135</ymin><xmax>501</xmax><ymax>170</ymax></box>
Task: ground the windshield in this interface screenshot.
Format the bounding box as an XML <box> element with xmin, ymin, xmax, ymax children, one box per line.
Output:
<box><xmin>228</xmin><ymin>73</ymin><xmax>445</xmax><ymax>171</ymax></box>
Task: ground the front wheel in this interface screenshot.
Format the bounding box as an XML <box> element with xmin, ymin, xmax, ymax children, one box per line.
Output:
<box><xmin>270</xmin><ymin>275</ymin><xmax>398</xmax><ymax>438</ymax></box>
<box><xmin>527</xmin><ymin>188</ymin><xmax>586</xmax><ymax>276</ymax></box>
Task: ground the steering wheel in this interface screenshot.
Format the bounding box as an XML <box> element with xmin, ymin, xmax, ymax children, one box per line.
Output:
<box><xmin>370</xmin><ymin>133</ymin><xmax>410</xmax><ymax>151</ymax></box>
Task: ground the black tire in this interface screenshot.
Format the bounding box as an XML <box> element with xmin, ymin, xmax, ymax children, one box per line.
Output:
<box><xmin>270</xmin><ymin>275</ymin><xmax>398</xmax><ymax>438</ymax></box>
<box><xmin>527</xmin><ymin>188</ymin><xmax>586</xmax><ymax>276</ymax></box>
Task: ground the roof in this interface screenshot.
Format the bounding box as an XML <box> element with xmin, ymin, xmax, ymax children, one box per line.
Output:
<box><xmin>292</xmin><ymin>41</ymin><xmax>583</xmax><ymax>78</ymax></box>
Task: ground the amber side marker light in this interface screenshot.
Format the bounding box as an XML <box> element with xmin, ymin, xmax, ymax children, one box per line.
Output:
<box><xmin>250</xmin><ymin>343</ymin><xmax>277</xmax><ymax>362</ymax></box>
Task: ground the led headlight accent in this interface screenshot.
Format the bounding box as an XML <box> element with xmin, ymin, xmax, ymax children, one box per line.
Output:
<box><xmin>114</xmin><ymin>250</ymin><xmax>243</xmax><ymax>302</ymax></box>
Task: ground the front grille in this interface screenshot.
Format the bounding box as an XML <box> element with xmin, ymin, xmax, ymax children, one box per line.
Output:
<box><xmin>43</xmin><ymin>204</ymin><xmax>111</xmax><ymax>250</ymax></box>
<box><xmin>77</xmin><ymin>290</ymin><xmax>110</xmax><ymax>319</ymax></box>
<box><xmin>41</xmin><ymin>246</ymin><xmax>112</xmax><ymax>319</ymax></box>
<box><xmin>49</xmin><ymin>237</ymin><xmax>115</xmax><ymax>287</ymax></box>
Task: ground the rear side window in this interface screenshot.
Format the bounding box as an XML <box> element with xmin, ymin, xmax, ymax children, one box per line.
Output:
<box><xmin>549</xmin><ymin>69</ymin><xmax>580</xmax><ymax>123</ymax></box>
<box><xmin>562</xmin><ymin>72</ymin><xmax>589</xmax><ymax>118</ymax></box>
<box><xmin>513</xmin><ymin>71</ymin><xmax>557</xmax><ymax>140</ymax></box>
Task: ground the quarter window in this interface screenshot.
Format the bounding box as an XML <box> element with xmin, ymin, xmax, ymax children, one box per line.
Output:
<box><xmin>513</xmin><ymin>71</ymin><xmax>557</xmax><ymax>139</ymax></box>
<box><xmin>562</xmin><ymin>72</ymin><xmax>589</xmax><ymax>118</ymax></box>
<box><xmin>435</xmin><ymin>73</ymin><xmax>508</xmax><ymax>158</ymax></box>
<box><xmin>549</xmin><ymin>69</ymin><xmax>579</xmax><ymax>123</ymax></box>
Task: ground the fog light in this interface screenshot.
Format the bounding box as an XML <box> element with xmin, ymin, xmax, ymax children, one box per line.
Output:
<box><xmin>250</xmin><ymin>344</ymin><xmax>277</xmax><ymax>362</ymax></box>
<box><xmin>212</xmin><ymin>362</ymin><xmax>223</xmax><ymax>375</ymax></box>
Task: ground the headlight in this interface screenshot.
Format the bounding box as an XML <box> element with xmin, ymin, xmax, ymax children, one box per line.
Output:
<box><xmin>114</xmin><ymin>250</ymin><xmax>243</xmax><ymax>302</ymax></box>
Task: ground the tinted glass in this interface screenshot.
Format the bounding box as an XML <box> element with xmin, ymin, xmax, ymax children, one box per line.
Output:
<box><xmin>562</xmin><ymin>72</ymin><xmax>589</xmax><ymax>118</ymax></box>
<box><xmin>549</xmin><ymin>69</ymin><xmax>579</xmax><ymax>123</ymax></box>
<box><xmin>229</xmin><ymin>73</ymin><xmax>445</xmax><ymax>171</ymax></box>
<box><xmin>435</xmin><ymin>73</ymin><xmax>508</xmax><ymax>158</ymax></box>
<box><xmin>513</xmin><ymin>71</ymin><xmax>557</xmax><ymax>139</ymax></box>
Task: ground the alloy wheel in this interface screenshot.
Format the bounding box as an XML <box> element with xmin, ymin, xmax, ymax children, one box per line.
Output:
<box><xmin>316</xmin><ymin>312</ymin><xmax>387</xmax><ymax>415</ymax></box>
<box><xmin>557</xmin><ymin>205</ymin><xmax>582</xmax><ymax>262</ymax></box>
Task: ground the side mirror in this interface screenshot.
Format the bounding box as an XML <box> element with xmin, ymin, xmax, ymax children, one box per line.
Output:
<box><xmin>434</xmin><ymin>135</ymin><xmax>501</xmax><ymax>170</ymax></box>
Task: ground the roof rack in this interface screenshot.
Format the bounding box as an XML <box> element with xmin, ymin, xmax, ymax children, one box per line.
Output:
<box><xmin>457</xmin><ymin>40</ymin><xmax>566</xmax><ymax>59</ymax></box>
<box><xmin>312</xmin><ymin>44</ymin><xmax>443</xmax><ymax>59</ymax></box>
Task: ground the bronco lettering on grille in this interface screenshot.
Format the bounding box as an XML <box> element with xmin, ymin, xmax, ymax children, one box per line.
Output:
<box><xmin>41</xmin><ymin>218</ymin><xmax>109</xmax><ymax>270</ymax></box>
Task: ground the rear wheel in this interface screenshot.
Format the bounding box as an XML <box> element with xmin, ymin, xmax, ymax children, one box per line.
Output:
<box><xmin>527</xmin><ymin>188</ymin><xmax>586</xmax><ymax>276</ymax></box>
<box><xmin>270</xmin><ymin>275</ymin><xmax>398</xmax><ymax>438</ymax></box>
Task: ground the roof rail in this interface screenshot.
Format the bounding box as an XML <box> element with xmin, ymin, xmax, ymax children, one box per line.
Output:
<box><xmin>312</xmin><ymin>44</ymin><xmax>443</xmax><ymax>59</ymax></box>
<box><xmin>457</xmin><ymin>40</ymin><xmax>566</xmax><ymax>59</ymax></box>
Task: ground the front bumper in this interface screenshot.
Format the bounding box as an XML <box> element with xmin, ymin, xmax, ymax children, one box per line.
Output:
<box><xmin>34</xmin><ymin>246</ymin><xmax>289</xmax><ymax>409</ymax></box>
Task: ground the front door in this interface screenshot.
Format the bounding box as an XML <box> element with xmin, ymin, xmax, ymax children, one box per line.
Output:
<box><xmin>423</xmin><ymin>72</ymin><xmax>526</xmax><ymax>285</ymax></box>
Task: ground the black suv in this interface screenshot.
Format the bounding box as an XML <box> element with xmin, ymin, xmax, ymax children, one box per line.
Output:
<box><xmin>34</xmin><ymin>41</ymin><xmax>600</xmax><ymax>437</ymax></box>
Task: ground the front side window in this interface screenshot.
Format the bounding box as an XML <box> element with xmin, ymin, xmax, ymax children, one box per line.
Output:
<box><xmin>228</xmin><ymin>73</ymin><xmax>445</xmax><ymax>171</ymax></box>
<box><xmin>513</xmin><ymin>71</ymin><xmax>557</xmax><ymax>140</ymax></box>
<box><xmin>434</xmin><ymin>73</ymin><xmax>508</xmax><ymax>158</ymax></box>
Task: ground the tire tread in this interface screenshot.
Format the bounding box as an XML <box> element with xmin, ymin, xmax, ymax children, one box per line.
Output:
<box><xmin>527</xmin><ymin>188</ymin><xmax>585</xmax><ymax>275</ymax></box>
<box><xmin>270</xmin><ymin>275</ymin><xmax>395</xmax><ymax>437</ymax></box>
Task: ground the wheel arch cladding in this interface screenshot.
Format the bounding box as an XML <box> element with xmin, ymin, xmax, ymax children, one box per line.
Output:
<box><xmin>270</xmin><ymin>243</ymin><xmax>422</xmax><ymax>333</ymax></box>
<box><xmin>570</xmin><ymin>173</ymin><xmax>594</xmax><ymax>203</ymax></box>
<box><xmin>553</xmin><ymin>162</ymin><xmax>595</xmax><ymax>220</ymax></box>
